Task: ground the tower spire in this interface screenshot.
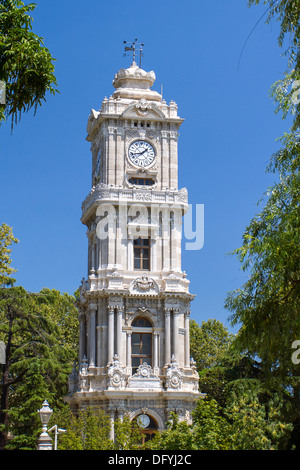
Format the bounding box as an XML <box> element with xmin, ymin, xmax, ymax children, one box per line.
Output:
<box><xmin>123</xmin><ymin>39</ymin><xmax>144</xmax><ymax>68</ymax></box>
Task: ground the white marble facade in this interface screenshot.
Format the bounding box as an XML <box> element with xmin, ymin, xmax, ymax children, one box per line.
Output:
<box><xmin>66</xmin><ymin>61</ymin><xmax>202</xmax><ymax>434</ymax></box>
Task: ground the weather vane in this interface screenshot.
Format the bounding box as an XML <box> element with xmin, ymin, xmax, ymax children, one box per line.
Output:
<box><xmin>123</xmin><ymin>39</ymin><xmax>144</xmax><ymax>68</ymax></box>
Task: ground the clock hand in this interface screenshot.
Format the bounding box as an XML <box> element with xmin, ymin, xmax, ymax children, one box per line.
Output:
<box><xmin>132</xmin><ymin>148</ymin><xmax>147</xmax><ymax>158</ymax></box>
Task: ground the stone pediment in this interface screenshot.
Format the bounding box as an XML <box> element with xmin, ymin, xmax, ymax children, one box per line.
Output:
<box><xmin>122</xmin><ymin>100</ymin><xmax>165</xmax><ymax>120</ymax></box>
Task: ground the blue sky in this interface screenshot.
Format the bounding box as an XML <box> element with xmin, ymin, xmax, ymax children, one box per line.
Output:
<box><xmin>0</xmin><ymin>0</ymin><xmax>290</xmax><ymax>332</ymax></box>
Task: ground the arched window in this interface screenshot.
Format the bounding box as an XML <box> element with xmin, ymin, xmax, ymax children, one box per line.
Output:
<box><xmin>132</xmin><ymin>317</ymin><xmax>152</xmax><ymax>328</ymax></box>
<box><xmin>131</xmin><ymin>316</ymin><xmax>152</xmax><ymax>374</ymax></box>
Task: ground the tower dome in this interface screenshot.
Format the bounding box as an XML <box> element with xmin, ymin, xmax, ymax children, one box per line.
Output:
<box><xmin>112</xmin><ymin>62</ymin><xmax>162</xmax><ymax>101</ymax></box>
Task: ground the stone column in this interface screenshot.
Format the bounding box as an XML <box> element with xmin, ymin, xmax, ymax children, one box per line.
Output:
<box><xmin>79</xmin><ymin>310</ymin><xmax>86</xmax><ymax>366</ymax></box>
<box><xmin>107</xmin><ymin>213</ymin><xmax>116</xmax><ymax>268</ymax></box>
<box><xmin>150</xmin><ymin>238</ymin><xmax>156</xmax><ymax>272</ymax></box>
<box><xmin>118</xmin><ymin>408</ymin><xmax>125</xmax><ymax>423</ymax></box>
<box><xmin>118</xmin><ymin>204</ymin><xmax>127</xmax><ymax>270</ymax></box>
<box><xmin>153</xmin><ymin>331</ymin><xmax>159</xmax><ymax>372</ymax></box>
<box><xmin>98</xmin><ymin>236</ymin><xmax>102</xmax><ymax>271</ymax></box>
<box><xmin>162</xmin><ymin>207</ymin><xmax>170</xmax><ymax>272</ymax></box>
<box><xmin>169</xmin><ymin>130</ymin><xmax>178</xmax><ymax>190</ymax></box>
<box><xmin>127</xmin><ymin>235</ymin><xmax>133</xmax><ymax>271</ymax></box>
<box><xmin>150</xmin><ymin>206</ymin><xmax>158</xmax><ymax>272</ymax></box>
<box><xmin>97</xmin><ymin>325</ymin><xmax>102</xmax><ymax>367</ymax></box>
<box><xmin>107</xmin><ymin>125</ymin><xmax>116</xmax><ymax>186</ymax></box>
<box><xmin>170</xmin><ymin>209</ymin><xmax>182</xmax><ymax>272</ymax></box>
<box><xmin>184</xmin><ymin>310</ymin><xmax>191</xmax><ymax>367</ymax></box>
<box><xmin>91</xmin><ymin>238</ymin><xmax>96</xmax><ymax>270</ymax></box>
<box><xmin>161</xmin><ymin>130</ymin><xmax>169</xmax><ymax>190</ymax></box>
<box><xmin>126</xmin><ymin>331</ymin><xmax>132</xmax><ymax>373</ymax></box>
<box><xmin>116</xmin><ymin>306</ymin><xmax>123</xmax><ymax>362</ymax></box>
<box><xmin>116</xmin><ymin>127</ymin><xmax>124</xmax><ymax>186</ymax></box>
<box><xmin>164</xmin><ymin>308</ymin><xmax>171</xmax><ymax>365</ymax></box>
<box><xmin>108</xmin><ymin>305</ymin><xmax>115</xmax><ymax>364</ymax></box>
<box><xmin>174</xmin><ymin>209</ymin><xmax>182</xmax><ymax>271</ymax></box>
<box><xmin>173</xmin><ymin>309</ymin><xmax>180</xmax><ymax>362</ymax></box>
<box><xmin>88</xmin><ymin>303</ymin><xmax>97</xmax><ymax>367</ymax></box>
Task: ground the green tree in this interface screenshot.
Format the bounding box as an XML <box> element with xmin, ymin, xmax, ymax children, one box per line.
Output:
<box><xmin>5</xmin><ymin>364</ymin><xmax>50</xmax><ymax>449</ymax></box>
<box><xmin>225</xmin><ymin>391</ymin><xmax>292</xmax><ymax>450</ymax></box>
<box><xmin>36</xmin><ymin>288</ymin><xmax>79</xmax><ymax>356</ymax></box>
<box><xmin>114</xmin><ymin>414</ymin><xmax>143</xmax><ymax>450</ymax></box>
<box><xmin>225</xmin><ymin>0</ymin><xmax>300</xmax><ymax>449</ymax></box>
<box><xmin>0</xmin><ymin>0</ymin><xmax>58</xmax><ymax>127</ymax></box>
<box><xmin>148</xmin><ymin>412</ymin><xmax>195</xmax><ymax>450</ymax></box>
<box><xmin>0</xmin><ymin>286</ymin><xmax>74</xmax><ymax>449</ymax></box>
<box><xmin>53</xmin><ymin>406</ymin><xmax>144</xmax><ymax>450</ymax></box>
<box><xmin>191</xmin><ymin>397</ymin><xmax>233</xmax><ymax>450</ymax></box>
<box><xmin>53</xmin><ymin>406</ymin><xmax>114</xmax><ymax>450</ymax></box>
<box><xmin>190</xmin><ymin>319</ymin><xmax>233</xmax><ymax>371</ymax></box>
<box><xmin>148</xmin><ymin>399</ymin><xmax>233</xmax><ymax>451</ymax></box>
<box><xmin>190</xmin><ymin>319</ymin><xmax>242</xmax><ymax>405</ymax></box>
<box><xmin>0</xmin><ymin>223</ymin><xmax>18</xmax><ymax>287</ymax></box>
<box><xmin>225</xmin><ymin>132</ymin><xmax>300</xmax><ymax>375</ymax></box>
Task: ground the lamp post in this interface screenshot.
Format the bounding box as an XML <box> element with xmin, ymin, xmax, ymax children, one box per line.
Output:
<box><xmin>48</xmin><ymin>425</ymin><xmax>67</xmax><ymax>450</ymax></box>
<box><xmin>37</xmin><ymin>400</ymin><xmax>53</xmax><ymax>450</ymax></box>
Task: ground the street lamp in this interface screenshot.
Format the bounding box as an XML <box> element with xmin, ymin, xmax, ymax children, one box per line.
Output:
<box><xmin>38</xmin><ymin>400</ymin><xmax>53</xmax><ymax>432</ymax></box>
<box><xmin>37</xmin><ymin>400</ymin><xmax>53</xmax><ymax>450</ymax></box>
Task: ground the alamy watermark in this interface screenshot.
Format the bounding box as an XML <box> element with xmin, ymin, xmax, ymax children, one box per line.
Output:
<box><xmin>0</xmin><ymin>80</ymin><xmax>6</xmax><ymax>105</ymax></box>
<box><xmin>291</xmin><ymin>340</ymin><xmax>300</xmax><ymax>365</ymax></box>
<box><xmin>0</xmin><ymin>341</ymin><xmax>5</xmax><ymax>365</ymax></box>
<box><xmin>94</xmin><ymin>202</ymin><xmax>204</xmax><ymax>251</ymax></box>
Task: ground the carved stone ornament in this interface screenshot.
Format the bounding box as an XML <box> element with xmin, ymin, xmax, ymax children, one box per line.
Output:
<box><xmin>135</xmin><ymin>98</ymin><xmax>151</xmax><ymax>116</ymax></box>
<box><xmin>107</xmin><ymin>354</ymin><xmax>126</xmax><ymax>390</ymax></box>
<box><xmin>130</xmin><ymin>274</ymin><xmax>159</xmax><ymax>295</ymax></box>
<box><xmin>78</xmin><ymin>356</ymin><xmax>89</xmax><ymax>392</ymax></box>
<box><xmin>127</xmin><ymin>363</ymin><xmax>163</xmax><ymax>390</ymax></box>
<box><xmin>135</xmin><ymin>275</ymin><xmax>154</xmax><ymax>291</ymax></box>
<box><xmin>165</xmin><ymin>355</ymin><xmax>183</xmax><ymax>390</ymax></box>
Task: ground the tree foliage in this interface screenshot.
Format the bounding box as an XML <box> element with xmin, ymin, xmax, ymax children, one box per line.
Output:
<box><xmin>0</xmin><ymin>286</ymin><xmax>78</xmax><ymax>449</ymax></box>
<box><xmin>51</xmin><ymin>406</ymin><xmax>143</xmax><ymax>451</ymax></box>
<box><xmin>225</xmin><ymin>132</ymin><xmax>300</xmax><ymax>377</ymax></box>
<box><xmin>224</xmin><ymin>0</ymin><xmax>300</xmax><ymax>449</ymax></box>
<box><xmin>0</xmin><ymin>0</ymin><xmax>58</xmax><ymax>127</ymax></box>
<box><xmin>0</xmin><ymin>223</ymin><xmax>18</xmax><ymax>287</ymax></box>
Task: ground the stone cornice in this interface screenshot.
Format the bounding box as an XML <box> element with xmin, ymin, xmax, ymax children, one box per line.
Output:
<box><xmin>86</xmin><ymin>111</ymin><xmax>184</xmax><ymax>142</ymax></box>
<box><xmin>81</xmin><ymin>185</ymin><xmax>188</xmax><ymax>223</ymax></box>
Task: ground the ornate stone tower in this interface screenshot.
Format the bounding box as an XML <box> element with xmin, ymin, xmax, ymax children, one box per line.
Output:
<box><xmin>66</xmin><ymin>58</ymin><xmax>202</xmax><ymax>439</ymax></box>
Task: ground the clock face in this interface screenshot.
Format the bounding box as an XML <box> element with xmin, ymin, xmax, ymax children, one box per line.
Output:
<box><xmin>137</xmin><ymin>414</ymin><xmax>150</xmax><ymax>429</ymax></box>
<box><xmin>128</xmin><ymin>140</ymin><xmax>155</xmax><ymax>168</ymax></box>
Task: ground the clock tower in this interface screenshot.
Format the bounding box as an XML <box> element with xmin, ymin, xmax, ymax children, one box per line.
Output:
<box><xmin>66</xmin><ymin>56</ymin><xmax>202</xmax><ymax>438</ymax></box>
